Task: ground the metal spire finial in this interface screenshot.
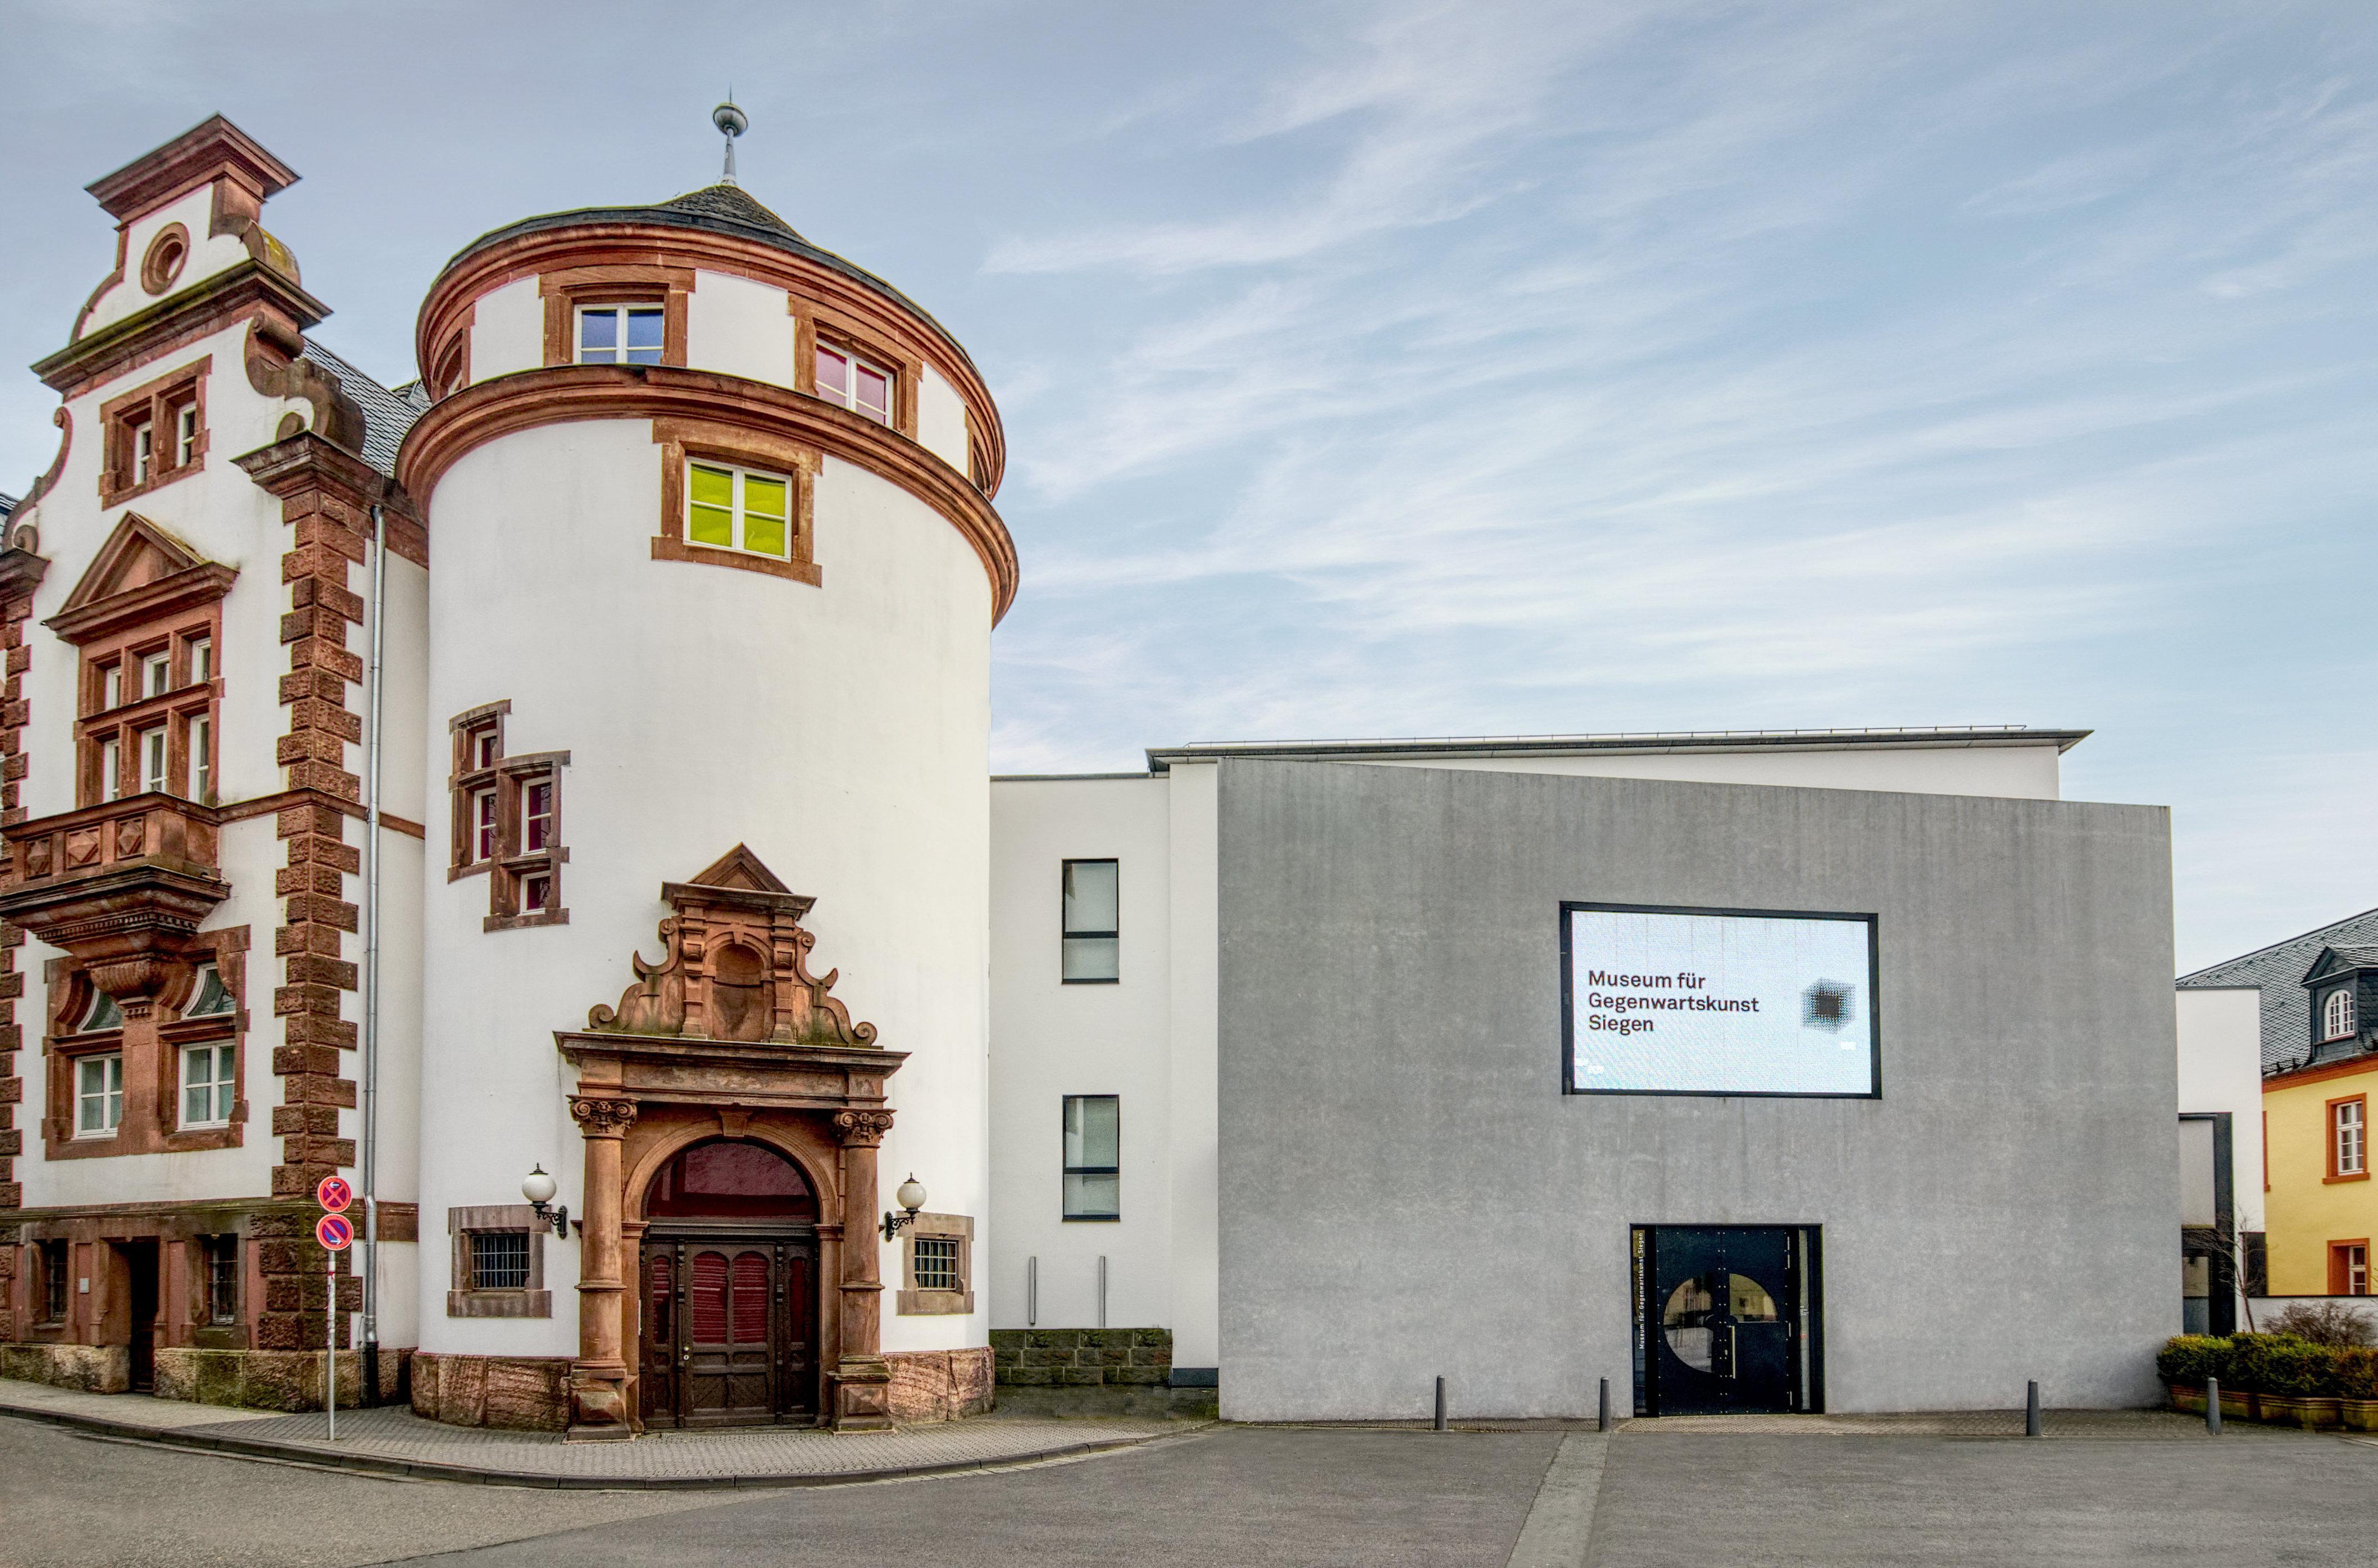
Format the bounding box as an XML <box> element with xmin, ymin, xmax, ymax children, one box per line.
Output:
<box><xmin>712</xmin><ymin>96</ymin><xmax>748</xmax><ymax>186</ymax></box>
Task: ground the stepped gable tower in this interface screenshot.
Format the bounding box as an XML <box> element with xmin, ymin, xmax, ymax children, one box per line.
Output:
<box><xmin>397</xmin><ymin>117</ymin><xmax>1012</xmax><ymax>1434</ymax></box>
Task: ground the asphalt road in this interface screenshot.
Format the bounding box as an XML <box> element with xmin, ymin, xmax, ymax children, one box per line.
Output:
<box><xmin>11</xmin><ymin>1411</ymin><xmax>2378</xmax><ymax>1568</ymax></box>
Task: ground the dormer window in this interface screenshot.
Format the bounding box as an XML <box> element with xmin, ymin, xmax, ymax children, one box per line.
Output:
<box><xmin>99</xmin><ymin>361</ymin><xmax>207</xmax><ymax>504</ymax></box>
<box><xmin>815</xmin><ymin>344</ymin><xmax>894</xmax><ymax>426</ymax></box>
<box><xmin>2326</xmin><ymin>987</ymin><xmax>2358</xmax><ymax>1043</ymax></box>
<box><xmin>578</xmin><ymin>304</ymin><xmax>665</xmax><ymax>366</ymax></box>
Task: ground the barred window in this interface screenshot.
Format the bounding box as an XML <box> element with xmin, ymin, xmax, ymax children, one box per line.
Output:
<box><xmin>471</xmin><ymin>1231</ymin><xmax>531</xmax><ymax>1291</ymax></box>
<box><xmin>203</xmin><ymin>1235</ymin><xmax>239</xmax><ymax>1324</ymax></box>
<box><xmin>913</xmin><ymin>1236</ymin><xmax>961</xmax><ymax>1292</ymax></box>
<box><xmin>40</xmin><ymin>1239</ymin><xmax>69</xmax><ymax>1323</ymax></box>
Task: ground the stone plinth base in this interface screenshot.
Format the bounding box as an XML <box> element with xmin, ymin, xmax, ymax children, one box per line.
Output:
<box><xmin>410</xmin><ymin>1350</ymin><xmax>572</xmax><ymax>1432</ymax></box>
<box><xmin>0</xmin><ymin>1343</ymin><xmax>405</xmax><ymax>1411</ymax></box>
<box><xmin>885</xmin><ymin>1346</ymin><xmax>995</xmax><ymax>1423</ymax></box>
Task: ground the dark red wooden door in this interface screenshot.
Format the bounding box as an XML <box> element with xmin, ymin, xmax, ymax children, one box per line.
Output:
<box><xmin>639</xmin><ymin>1233</ymin><xmax>816</xmax><ymax>1427</ymax></box>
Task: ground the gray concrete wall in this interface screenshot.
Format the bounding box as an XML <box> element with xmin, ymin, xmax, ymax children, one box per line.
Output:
<box><xmin>1215</xmin><ymin>759</ymin><xmax>2177</xmax><ymax>1420</ymax></box>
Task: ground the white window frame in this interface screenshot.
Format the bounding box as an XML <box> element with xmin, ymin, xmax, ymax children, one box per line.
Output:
<box><xmin>2338</xmin><ymin>1099</ymin><xmax>2368</xmax><ymax>1178</ymax></box>
<box><xmin>521</xmin><ymin>869</ymin><xmax>554</xmax><ymax>914</ymax></box>
<box><xmin>75</xmin><ymin>1054</ymin><xmax>124</xmax><ymax>1139</ymax></box>
<box><xmin>142</xmin><ymin>651</ymin><xmax>170</xmax><ymax>698</ymax></box>
<box><xmin>471</xmin><ymin>787</ymin><xmax>497</xmax><ymax>864</ymax></box>
<box><xmin>176</xmin><ymin>404</ymin><xmax>199</xmax><ymax>467</ymax></box>
<box><xmin>576</xmin><ymin>303</ymin><xmax>666</xmax><ymax>366</ymax></box>
<box><xmin>189</xmin><ymin>635</ymin><xmax>212</xmax><ymax>685</ymax></box>
<box><xmin>522</xmin><ymin>778</ymin><xmax>555</xmax><ymax>852</ymax></box>
<box><xmin>189</xmin><ymin>713</ymin><xmax>212</xmax><ymax>803</ymax></box>
<box><xmin>100</xmin><ymin>736</ymin><xmax>121</xmax><ymax>800</ymax></box>
<box><xmin>134</xmin><ymin>421</ymin><xmax>154</xmax><ymax>484</ymax></box>
<box><xmin>186</xmin><ymin>961</ymin><xmax>234</xmax><ymax>1018</ymax></box>
<box><xmin>2326</xmin><ymin>987</ymin><xmax>2357</xmax><ymax>1043</ymax></box>
<box><xmin>180</xmin><ymin>1041</ymin><xmax>235</xmax><ymax>1129</ymax></box>
<box><xmin>684</xmin><ymin>460</ymin><xmax>794</xmax><ymax>560</ymax></box>
<box><xmin>138</xmin><ymin>726</ymin><xmax>167</xmax><ymax>795</ymax></box>
<box><xmin>814</xmin><ymin>343</ymin><xmax>895</xmax><ymax>425</ymax></box>
<box><xmin>101</xmin><ymin>664</ymin><xmax>122</xmax><ymax>710</ymax></box>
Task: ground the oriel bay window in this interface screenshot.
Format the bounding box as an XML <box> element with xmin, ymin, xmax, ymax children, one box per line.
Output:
<box><xmin>448</xmin><ymin>699</ymin><xmax>568</xmax><ymax>930</ymax></box>
<box><xmin>1062</xmin><ymin>1095</ymin><xmax>1121</xmax><ymax>1220</ymax></box>
<box><xmin>46</xmin><ymin>940</ymin><xmax>248</xmax><ymax>1160</ymax></box>
<box><xmin>75</xmin><ymin>617</ymin><xmax>224</xmax><ymax>806</ymax></box>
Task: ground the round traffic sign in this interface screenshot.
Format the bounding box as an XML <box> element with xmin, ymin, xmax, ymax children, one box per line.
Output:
<box><xmin>315</xmin><ymin>1213</ymin><xmax>354</xmax><ymax>1251</ymax></box>
<box><xmin>316</xmin><ymin>1175</ymin><xmax>353</xmax><ymax>1214</ymax></box>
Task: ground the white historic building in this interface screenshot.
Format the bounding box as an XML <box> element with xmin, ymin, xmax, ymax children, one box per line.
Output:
<box><xmin>0</xmin><ymin>115</ymin><xmax>2183</xmax><ymax>1431</ymax></box>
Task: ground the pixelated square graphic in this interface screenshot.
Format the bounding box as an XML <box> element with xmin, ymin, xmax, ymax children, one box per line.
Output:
<box><xmin>1802</xmin><ymin>979</ymin><xmax>1856</xmax><ymax>1033</ymax></box>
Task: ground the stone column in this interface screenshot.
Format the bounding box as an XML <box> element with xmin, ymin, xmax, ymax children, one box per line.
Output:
<box><xmin>567</xmin><ymin>1094</ymin><xmax>636</xmax><ymax>1437</ymax></box>
<box><xmin>829</xmin><ymin>1108</ymin><xmax>893</xmax><ymax>1430</ymax></box>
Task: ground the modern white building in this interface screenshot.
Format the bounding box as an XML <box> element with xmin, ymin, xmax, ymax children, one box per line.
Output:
<box><xmin>0</xmin><ymin>115</ymin><xmax>2186</xmax><ymax>1431</ymax></box>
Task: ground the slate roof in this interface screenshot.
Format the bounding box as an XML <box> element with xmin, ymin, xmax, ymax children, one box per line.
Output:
<box><xmin>444</xmin><ymin>184</ymin><xmax>976</xmax><ymax>375</ymax></box>
<box><xmin>0</xmin><ymin>494</ymin><xmax>15</xmax><ymax>522</ymax></box>
<box><xmin>2179</xmin><ymin>906</ymin><xmax>2378</xmax><ymax>1073</ymax></box>
<box><xmin>298</xmin><ymin>339</ymin><xmax>427</xmax><ymax>478</ymax></box>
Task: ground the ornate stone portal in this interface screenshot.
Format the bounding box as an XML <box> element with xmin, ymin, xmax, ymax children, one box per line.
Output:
<box><xmin>554</xmin><ymin>845</ymin><xmax>904</xmax><ymax>1434</ymax></box>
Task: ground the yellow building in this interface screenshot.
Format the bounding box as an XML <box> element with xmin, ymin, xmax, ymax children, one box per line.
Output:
<box><xmin>2261</xmin><ymin>946</ymin><xmax>2378</xmax><ymax>1296</ymax></box>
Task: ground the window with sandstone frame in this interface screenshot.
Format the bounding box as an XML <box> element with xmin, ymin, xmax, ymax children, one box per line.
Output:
<box><xmin>38</xmin><ymin>1239</ymin><xmax>70</xmax><ymax>1324</ymax></box>
<box><xmin>447</xmin><ymin>701</ymin><xmax>569</xmax><ymax>931</ymax></box>
<box><xmin>98</xmin><ymin>359</ymin><xmax>208</xmax><ymax>506</ymax></box>
<box><xmin>650</xmin><ymin>419</ymin><xmax>822</xmax><ymax>587</ymax></box>
<box><xmin>40</xmin><ymin>935</ymin><xmax>248</xmax><ymax>1163</ymax></box>
<box><xmin>447</xmin><ymin>1205</ymin><xmax>551</xmax><ymax>1318</ymax></box>
<box><xmin>74</xmin><ymin>616</ymin><xmax>223</xmax><ymax>808</ymax></box>
<box><xmin>896</xmin><ymin>1213</ymin><xmax>975</xmax><ymax>1315</ymax></box>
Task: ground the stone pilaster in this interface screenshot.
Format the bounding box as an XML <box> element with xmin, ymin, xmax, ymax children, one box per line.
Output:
<box><xmin>830</xmin><ymin>1107</ymin><xmax>894</xmax><ymax>1430</ymax></box>
<box><xmin>568</xmin><ymin>1093</ymin><xmax>637</xmax><ymax>1437</ymax></box>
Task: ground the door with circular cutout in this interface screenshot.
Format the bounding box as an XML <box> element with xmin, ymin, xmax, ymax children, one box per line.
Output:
<box><xmin>1643</xmin><ymin>1226</ymin><xmax>1802</xmax><ymax>1415</ymax></box>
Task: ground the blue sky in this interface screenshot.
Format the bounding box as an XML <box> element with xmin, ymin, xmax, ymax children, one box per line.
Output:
<box><xmin>2</xmin><ymin>1</ymin><xmax>2373</xmax><ymax>970</ymax></box>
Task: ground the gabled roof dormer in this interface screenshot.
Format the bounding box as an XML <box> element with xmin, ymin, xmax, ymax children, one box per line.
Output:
<box><xmin>43</xmin><ymin>513</ymin><xmax>237</xmax><ymax>647</ymax></box>
<box><xmin>2302</xmin><ymin>946</ymin><xmax>2378</xmax><ymax>1056</ymax></box>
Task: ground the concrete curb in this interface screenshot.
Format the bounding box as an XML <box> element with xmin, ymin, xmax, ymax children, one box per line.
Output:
<box><xmin>0</xmin><ymin>1402</ymin><xmax>1186</xmax><ymax>1490</ymax></box>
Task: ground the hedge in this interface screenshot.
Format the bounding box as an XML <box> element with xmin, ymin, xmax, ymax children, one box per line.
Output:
<box><xmin>2157</xmin><ymin>1333</ymin><xmax>2378</xmax><ymax>1400</ymax></box>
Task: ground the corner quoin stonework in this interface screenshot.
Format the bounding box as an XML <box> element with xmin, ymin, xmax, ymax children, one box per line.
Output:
<box><xmin>234</xmin><ymin>431</ymin><xmax>425</xmax><ymax>1356</ymax></box>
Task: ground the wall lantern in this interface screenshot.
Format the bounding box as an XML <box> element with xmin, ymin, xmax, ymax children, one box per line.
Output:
<box><xmin>521</xmin><ymin>1163</ymin><xmax>570</xmax><ymax>1238</ymax></box>
<box><xmin>880</xmin><ymin>1174</ymin><xmax>927</xmax><ymax>1241</ymax></box>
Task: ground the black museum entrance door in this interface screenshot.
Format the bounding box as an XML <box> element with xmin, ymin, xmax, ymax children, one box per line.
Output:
<box><xmin>1633</xmin><ymin>1225</ymin><xmax>1821</xmax><ymax>1416</ymax></box>
<box><xmin>636</xmin><ymin>1139</ymin><xmax>821</xmax><ymax>1429</ymax></box>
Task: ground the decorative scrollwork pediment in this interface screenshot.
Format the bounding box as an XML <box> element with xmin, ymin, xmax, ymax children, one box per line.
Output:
<box><xmin>586</xmin><ymin>844</ymin><xmax>878</xmax><ymax>1048</ymax></box>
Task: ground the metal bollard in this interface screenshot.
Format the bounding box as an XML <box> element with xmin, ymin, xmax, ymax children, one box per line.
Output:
<box><xmin>2206</xmin><ymin>1376</ymin><xmax>2222</xmax><ymax>1435</ymax></box>
<box><xmin>1434</xmin><ymin>1376</ymin><xmax>1447</xmax><ymax>1432</ymax></box>
<box><xmin>1598</xmin><ymin>1376</ymin><xmax>1611</xmax><ymax>1433</ymax></box>
<box><xmin>2026</xmin><ymin>1380</ymin><xmax>2041</xmax><ymax>1438</ymax></box>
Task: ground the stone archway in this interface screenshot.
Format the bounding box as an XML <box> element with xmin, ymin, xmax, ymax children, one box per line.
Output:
<box><xmin>554</xmin><ymin>846</ymin><xmax>904</xmax><ymax>1436</ymax></box>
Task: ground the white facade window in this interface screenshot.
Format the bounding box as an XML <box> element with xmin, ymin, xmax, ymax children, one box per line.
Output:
<box><xmin>100</xmin><ymin>737</ymin><xmax>121</xmax><ymax>799</ymax></box>
<box><xmin>577</xmin><ymin>304</ymin><xmax>665</xmax><ymax>365</ymax></box>
<box><xmin>471</xmin><ymin>788</ymin><xmax>497</xmax><ymax>863</ymax></box>
<box><xmin>75</xmin><ymin>1054</ymin><xmax>124</xmax><ymax>1138</ymax></box>
<box><xmin>181</xmin><ymin>1042</ymin><xmax>235</xmax><ymax>1128</ymax></box>
<box><xmin>189</xmin><ymin>713</ymin><xmax>212</xmax><ymax>803</ymax></box>
<box><xmin>2325</xmin><ymin>987</ymin><xmax>2357</xmax><ymax>1042</ymax></box>
<box><xmin>473</xmin><ymin>727</ymin><xmax>501</xmax><ymax>769</ymax></box>
<box><xmin>521</xmin><ymin>871</ymin><xmax>553</xmax><ymax>914</ymax></box>
<box><xmin>815</xmin><ymin>344</ymin><xmax>894</xmax><ymax>425</ymax></box>
<box><xmin>143</xmin><ymin>650</ymin><xmax>170</xmax><ymax>698</ymax></box>
<box><xmin>81</xmin><ymin>990</ymin><xmax>122</xmax><ymax>1032</ymax></box>
<box><xmin>189</xmin><ymin>636</ymin><xmax>212</xmax><ymax>685</ymax></box>
<box><xmin>1062</xmin><ymin>1094</ymin><xmax>1120</xmax><ymax>1220</ymax></box>
<box><xmin>176</xmin><ymin>404</ymin><xmax>199</xmax><ymax>467</ymax></box>
<box><xmin>102</xmin><ymin>664</ymin><xmax>122</xmax><ymax>710</ymax></box>
<box><xmin>139</xmin><ymin>727</ymin><xmax>167</xmax><ymax>794</ymax></box>
<box><xmin>134</xmin><ymin>422</ymin><xmax>154</xmax><ymax>484</ymax></box>
<box><xmin>2338</xmin><ymin>1099</ymin><xmax>2367</xmax><ymax>1178</ymax></box>
<box><xmin>1061</xmin><ymin>859</ymin><xmax>1120</xmax><ymax>982</ymax></box>
<box><xmin>686</xmin><ymin>461</ymin><xmax>791</xmax><ymax>559</ymax></box>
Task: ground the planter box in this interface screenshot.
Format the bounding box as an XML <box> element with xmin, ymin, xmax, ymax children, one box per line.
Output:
<box><xmin>2340</xmin><ymin>1398</ymin><xmax>2378</xmax><ymax>1432</ymax></box>
<box><xmin>2167</xmin><ymin>1383</ymin><xmax>2206</xmax><ymax>1414</ymax></box>
<box><xmin>2222</xmin><ymin>1389</ymin><xmax>2254</xmax><ymax>1421</ymax></box>
<box><xmin>2257</xmin><ymin>1394</ymin><xmax>2300</xmax><ymax>1424</ymax></box>
<box><xmin>2294</xmin><ymin>1396</ymin><xmax>2343</xmax><ymax>1430</ymax></box>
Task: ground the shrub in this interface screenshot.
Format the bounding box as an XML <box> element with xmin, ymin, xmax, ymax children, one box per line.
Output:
<box><xmin>2338</xmin><ymin>1347</ymin><xmax>2378</xmax><ymax>1401</ymax></box>
<box><xmin>2221</xmin><ymin>1333</ymin><xmax>2306</xmax><ymax>1394</ymax></box>
<box><xmin>2263</xmin><ymin>1339</ymin><xmax>2344</xmax><ymax>1398</ymax></box>
<box><xmin>2265</xmin><ymin>1300</ymin><xmax>2376</xmax><ymax>1348</ymax></box>
<box><xmin>2156</xmin><ymin>1335</ymin><xmax>2230</xmax><ymax>1387</ymax></box>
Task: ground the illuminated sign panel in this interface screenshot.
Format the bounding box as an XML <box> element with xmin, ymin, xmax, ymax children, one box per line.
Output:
<box><xmin>1561</xmin><ymin>902</ymin><xmax>1880</xmax><ymax>1097</ymax></box>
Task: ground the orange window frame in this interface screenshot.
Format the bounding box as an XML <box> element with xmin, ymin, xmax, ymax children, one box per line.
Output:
<box><xmin>2328</xmin><ymin>1093</ymin><xmax>2370</xmax><ymax>1183</ymax></box>
<box><xmin>2331</xmin><ymin>1240</ymin><xmax>2372</xmax><ymax>1297</ymax></box>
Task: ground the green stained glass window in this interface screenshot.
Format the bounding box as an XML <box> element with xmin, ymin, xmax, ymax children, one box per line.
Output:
<box><xmin>689</xmin><ymin>463</ymin><xmax>735</xmax><ymax>548</ymax></box>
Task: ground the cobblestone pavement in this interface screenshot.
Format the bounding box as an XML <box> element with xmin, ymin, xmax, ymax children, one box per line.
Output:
<box><xmin>0</xmin><ymin>1378</ymin><xmax>1181</xmax><ymax>1484</ymax></box>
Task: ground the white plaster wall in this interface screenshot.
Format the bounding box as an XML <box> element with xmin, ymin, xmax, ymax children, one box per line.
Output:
<box><xmin>415</xmin><ymin>421</ymin><xmax>993</xmax><ymax>1360</ymax></box>
<box><xmin>371</xmin><ymin>1240</ymin><xmax>420</xmax><ymax>1350</ymax></box>
<box><xmin>916</xmin><ymin>366</ymin><xmax>969</xmax><ymax>475</ymax></box>
<box><xmin>1165</xmin><ymin>762</ymin><xmax>1220</xmax><ymax>1369</ymax></box>
<box><xmin>467</xmin><ymin>276</ymin><xmax>543</xmax><ymax>383</ymax></box>
<box><xmin>1353</xmin><ymin>743</ymin><xmax>2064</xmax><ymax>800</ymax></box>
<box><xmin>687</xmin><ymin>271</ymin><xmax>795</xmax><ymax>389</ymax></box>
<box><xmin>79</xmin><ymin>187</ymin><xmax>254</xmax><ymax>339</ymax></box>
<box><xmin>987</xmin><ymin>777</ymin><xmax>1172</xmax><ymax>1332</ymax></box>
<box><xmin>2177</xmin><ymin>986</ymin><xmax>2265</xmax><ymax>1233</ymax></box>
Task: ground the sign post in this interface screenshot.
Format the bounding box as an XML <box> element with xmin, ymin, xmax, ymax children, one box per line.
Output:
<box><xmin>316</xmin><ymin>1178</ymin><xmax>354</xmax><ymax>1439</ymax></box>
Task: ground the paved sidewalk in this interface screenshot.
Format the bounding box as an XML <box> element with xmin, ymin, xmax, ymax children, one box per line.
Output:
<box><xmin>1625</xmin><ymin>1407</ymin><xmax>2304</xmax><ymax>1438</ymax></box>
<box><xmin>0</xmin><ymin>1376</ymin><xmax>1188</xmax><ymax>1489</ymax></box>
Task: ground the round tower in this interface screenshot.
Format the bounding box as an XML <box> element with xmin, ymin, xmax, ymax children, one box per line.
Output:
<box><xmin>395</xmin><ymin>136</ymin><xmax>1012</xmax><ymax>1433</ymax></box>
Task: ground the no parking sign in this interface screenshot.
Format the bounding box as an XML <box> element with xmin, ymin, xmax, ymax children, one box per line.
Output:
<box><xmin>316</xmin><ymin>1213</ymin><xmax>353</xmax><ymax>1251</ymax></box>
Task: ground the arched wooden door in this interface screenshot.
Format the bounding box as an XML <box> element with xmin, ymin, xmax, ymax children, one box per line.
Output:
<box><xmin>637</xmin><ymin>1139</ymin><xmax>820</xmax><ymax>1428</ymax></box>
